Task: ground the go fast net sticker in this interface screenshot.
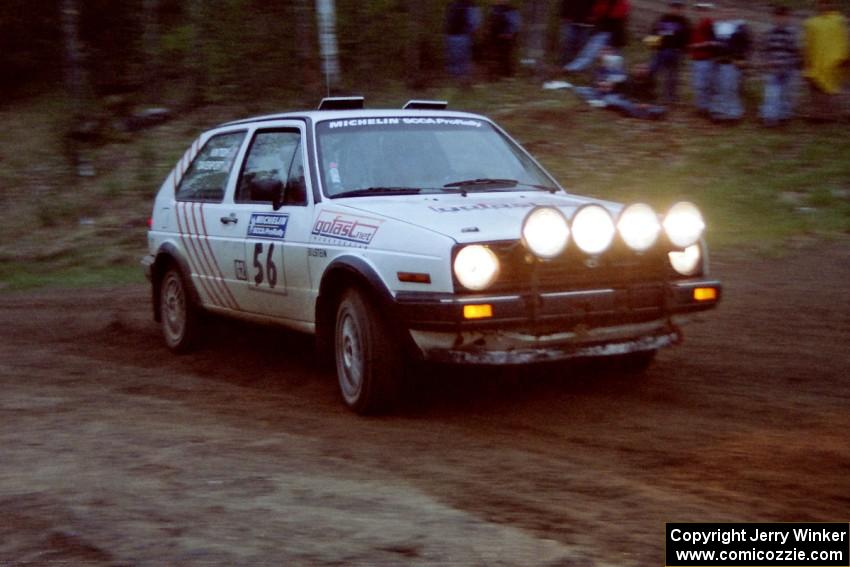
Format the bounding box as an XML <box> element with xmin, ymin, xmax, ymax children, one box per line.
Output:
<box><xmin>310</xmin><ymin>211</ymin><xmax>382</xmax><ymax>248</ymax></box>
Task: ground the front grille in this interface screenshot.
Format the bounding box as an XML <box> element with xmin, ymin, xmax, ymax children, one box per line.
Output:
<box><xmin>460</xmin><ymin>240</ymin><xmax>675</xmax><ymax>294</ymax></box>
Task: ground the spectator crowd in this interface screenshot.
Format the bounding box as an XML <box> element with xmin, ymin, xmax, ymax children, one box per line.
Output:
<box><xmin>443</xmin><ymin>0</ymin><xmax>850</xmax><ymax>124</ymax></box>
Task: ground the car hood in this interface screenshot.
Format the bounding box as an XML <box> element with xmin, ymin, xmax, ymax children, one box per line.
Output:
<box><xmin>336</xmin><ymin>191</ymin><xmax>621</xmax><ymax>243</ymax></box>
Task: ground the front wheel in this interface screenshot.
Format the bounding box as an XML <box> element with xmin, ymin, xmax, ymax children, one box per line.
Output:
<box><xmin>334</xmin><ymin>289</ymin><xmax>402</xmax><ymax>414</ymax></box>
<box><xmin>159</xmin><ymin>266</ymin><xmax>202</xmax><ymax>353</ymax></box>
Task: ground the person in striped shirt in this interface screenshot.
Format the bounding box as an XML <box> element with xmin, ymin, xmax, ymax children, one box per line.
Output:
<box><xmin>760</xmin><ymin>5</ymin><xmax>800</xmax><ymax>126</ymax></box>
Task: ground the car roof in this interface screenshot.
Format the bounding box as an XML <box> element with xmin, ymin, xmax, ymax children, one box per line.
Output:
<box><xmin>217</xmin><ymin>109</ymin><xmax>490</xmax><ymax>129</ymax></box>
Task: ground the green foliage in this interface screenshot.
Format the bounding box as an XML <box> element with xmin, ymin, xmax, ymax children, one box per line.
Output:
<box><xmin>2</xmin><ymin>1</ymin><xmax>850</xmax><ymax>290</ymax></box>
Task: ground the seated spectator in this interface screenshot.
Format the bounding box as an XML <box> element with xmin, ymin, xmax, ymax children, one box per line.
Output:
<box><xmin>622</xmin><ymin>63</ymin><xmax>668</xmax><ymax>118</ymax></box>
<box><xmin>574</xmin><ymin>51</ymin><xmax>666</xmax><ymax>119</ymax></box>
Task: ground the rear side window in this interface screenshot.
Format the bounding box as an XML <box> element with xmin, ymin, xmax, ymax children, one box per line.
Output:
<box><xmin>176</xmin><ymin>131</ymin><xmax>246</xmax><ymax>202</ymax></box>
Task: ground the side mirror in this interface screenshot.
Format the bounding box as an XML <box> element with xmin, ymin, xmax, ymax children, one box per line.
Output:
<box><xmin>249</xmin><ymin>178</ymin><xmax>283</xmax><ymax>208</ymax></box>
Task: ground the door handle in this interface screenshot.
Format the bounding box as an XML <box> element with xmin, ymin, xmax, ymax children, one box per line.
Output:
<box><xmin>220</xmin><ymin>213</ymin><xmax>238</xmax><ymax>225</ymax></box>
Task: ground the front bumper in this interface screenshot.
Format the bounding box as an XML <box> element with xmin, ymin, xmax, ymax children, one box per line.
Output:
<box><xmin>394</xmin><ymin>279</ymin><xmax>721</xmax><ymax>364</ymax></box>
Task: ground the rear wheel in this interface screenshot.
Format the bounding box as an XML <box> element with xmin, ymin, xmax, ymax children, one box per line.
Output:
<box><xmin>159</xmin><ymin>266</ymin><xmax>201</xmax><ymax>353</ymax></box>
<box><xmin>334</xmin><ymin>289</ymin><xmax>401</xmax><ymax>414</ymax></box>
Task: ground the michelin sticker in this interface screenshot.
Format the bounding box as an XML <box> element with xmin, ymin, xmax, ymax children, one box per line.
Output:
<box><xmin>327</xmin><ymin>117</ymin><xmax>483</xmax><ymax>129</ymax></box>
<box><xmin>247</xmin><ymin>213</ymin><xmax>289</xmax><ymax>240</ymax></box>
<box><xmin>311</xmin><ymin>211</ymin><xmax>381</xmax><ymax>248</ymax></box>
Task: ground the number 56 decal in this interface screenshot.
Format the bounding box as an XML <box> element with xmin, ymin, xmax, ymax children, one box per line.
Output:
<box><xmin>252</xmin><ymin>242</ymin><xmax>284</xmax><ymax>290</ymax></box>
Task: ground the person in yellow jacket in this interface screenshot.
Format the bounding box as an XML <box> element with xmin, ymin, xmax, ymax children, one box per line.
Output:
<box><xmin>804</xmin><ymin>0</ymin><xmax>849</xmax><ymax>119</ymax></box>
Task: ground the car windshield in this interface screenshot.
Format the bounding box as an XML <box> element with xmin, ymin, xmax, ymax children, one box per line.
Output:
<box><xmin>315</xmin><ymin>117</ymin><xmax>559</xmax><ymax>198</ymax></box>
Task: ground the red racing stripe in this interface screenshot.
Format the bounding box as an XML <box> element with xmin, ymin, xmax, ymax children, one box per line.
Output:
<box><xmin>175</xmin><ymin>202</ymin><xmax>220</xmax><ymax>307</ymax></box>
<box><xmin>198</xmin><ymin>203</ymin><xmax>241</xmax><ymax>310</ymax></box>
<box><xmin>182</xmin><ymin>202</ymin><xmax>227</xmax><ymax>307</ymax></box>
<box><xmin>176</xmin><ymin>202</ymin><xmax>223</xmax><ymax>307</ymax></box>
<box><xmin>189</xmin><ymin>202</ymin><xmax>237</xmax><ymax>310</ymax></box>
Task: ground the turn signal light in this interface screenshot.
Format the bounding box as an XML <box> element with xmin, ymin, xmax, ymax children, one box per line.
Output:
<box><xmin>463</xmin><ymin>304</ymin><xmax>493</xmax><ymax>319</ymax></box>
<box><xmin>397</xmin><ymin>272</ymin><xmax>431</xmax><ymax>284</ymax></box>
<box><xmin>693</xmin><ymin>287</ymin><xmax>718</xmax><ymax>302</ymax></box>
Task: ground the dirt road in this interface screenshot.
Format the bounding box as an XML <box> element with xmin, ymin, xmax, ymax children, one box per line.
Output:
<box><xmin>1</xmin><ymin>242</ymin><xmax>848</xmax><ymax>566</ymax></box>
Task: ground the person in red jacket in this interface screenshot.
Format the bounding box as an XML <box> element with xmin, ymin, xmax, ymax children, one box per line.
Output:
<box><xmin>564</xmin><ymin>0</ymin><xmax>630</xmax><ymax>72</ymax></box>
<box><xmin>689</xmin><ymin>2</ymin><xmax>718</xmax><ymax>115</ymax></box>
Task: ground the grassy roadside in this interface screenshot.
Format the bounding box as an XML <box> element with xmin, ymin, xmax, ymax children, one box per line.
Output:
<box><xmin>0</xmin><ymin>80</ymin><xmax>848</xmax><ymax>291</ymax></box>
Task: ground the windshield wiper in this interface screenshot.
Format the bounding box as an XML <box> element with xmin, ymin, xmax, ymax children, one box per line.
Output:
<box><xmin>442</xmin><ymin>178</ymin><xmax>557</xmax><ymax>193</ymax></box>
<box><xmin>332</xmin><ymin>187</ymin><xmax>422</xmax><ymax>198</ymax></box>
<box><xmin>443</xmin><ymin>178</ymin><xmax>519</xmax><ymax>189</ymax></box>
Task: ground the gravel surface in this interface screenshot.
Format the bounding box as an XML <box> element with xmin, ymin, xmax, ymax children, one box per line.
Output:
<box><xmin>1</xmin><ymin>241</ymin><xmax>848</xmax><ymax>566</ymax></box>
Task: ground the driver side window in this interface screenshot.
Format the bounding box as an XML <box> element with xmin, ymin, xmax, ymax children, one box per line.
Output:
<box><xmin>236</xmin><ymin>129</ymin><xmax>306</xmax><ymax>205</ymax></box>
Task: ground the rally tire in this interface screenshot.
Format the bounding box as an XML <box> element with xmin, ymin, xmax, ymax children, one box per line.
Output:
<box><xmin>334</xmin><ymin>288</ymin><xmax>402</xmax><ymax>414</ymax></box>
<box><xmin>159</xmin><ymin>266</ymin><xmax>202</xmax><ymax>353</ymax></box>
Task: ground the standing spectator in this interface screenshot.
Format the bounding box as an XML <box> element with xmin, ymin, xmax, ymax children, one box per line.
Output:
<box><xmin>648</xmin><ymin>0</ymin><xmax>692</xmax><ymax>104</ymax></box>
<box><xmin>710</xmin><ymin>5</ymin><xmax>752</xmax><ymax>122</ymax></box>
<box><xmin>445</xmin><ymin>0</ymin><xmax>481</xmax><ymax>81</ymax></box>
<box><xmin>487</xmin><ymin>0</ymin><xmax>521</xmax><ymax>78</ymax></box>
<box><xmin>564</xmin><ymin>0</ymin><xmax>630</xmax><ymax>72</ymax></box>
<box><xmin>803</xmin><ymin>0</ymin><xmax>849</xmax><ymax>122</ymax></box>
<box><xmin>560</xmin><ymin>0</ymin><xmax>596</xmax><ymax>65</ymax></box>
<box><xmin>690</xmin><ymin>2</ymin><xmax>718</xmax><ymax>116</ymax></box>
<box><xmin>760</xmin><ymin>6</ymin><xmax>800</xmax><ymax>126</ymax></box>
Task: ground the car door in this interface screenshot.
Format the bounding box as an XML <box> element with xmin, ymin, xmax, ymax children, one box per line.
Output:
<box><xmin>174</xmin><ymin>129</ymin><xmax>248</xmax><ymax>312</ymax></box>
<box><xmin>222</xmin><ymin>124</ymin><xmax>314</xmax><ymax>322</ymax></box>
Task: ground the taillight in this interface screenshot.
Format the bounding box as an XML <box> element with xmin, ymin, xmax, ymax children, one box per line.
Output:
<box><xmin>147</xmin><ymin>217</ymin><xmax>153</xmax><ymax>229</ymax></box>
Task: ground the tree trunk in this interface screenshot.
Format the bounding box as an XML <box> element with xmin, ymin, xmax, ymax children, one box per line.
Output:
<box><xmin>293</xmin><ymin>0</ymin><xmax>320</xmax><ymax>97</ymax></box>
<box><xmin>142</xmin><ymin>0</ymin><xmax>160</xmax><ymax>102</ymax></box>
<box><xmin>404</xmin><ymin>0</ymin><xmax>425</xmax><ymax>88</ymax></box>
<box><xmin>188</xmin><ymin>0</ymin><xmax>205</xmax><ymax>106</ymax></box>
<box><xmin>315</xmin><ymin>0</ymin><xmax>341</xmax><ymax>93</ymax></box>
<box><xmin>521</xmin><ymin>0</ymin><xmax>550</xmax><ymax>68</ymax></box>
<box><xmin>61</xmin><ymin>0</ymin><xmax>83</xmax><ymax>116</ymax></box>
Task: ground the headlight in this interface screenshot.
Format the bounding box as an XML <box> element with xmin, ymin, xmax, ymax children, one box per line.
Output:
<box><xmin>521</xmin><ymin>207</ymin><xmax>570</xmax><ymax>260</ymax></box>
<box><xmin>571</xmin><ymin>204</ymin><xmax>616</xmax><ymax>255</ymax></box>
<box><xmin>668</xmin><ymin>244</ymin><xmax>702</xmax><ymax>276</ymax></box>
<box><xmin>617</xmin><ymin>203</ymin><xmax>661</xmax><ymax>252</ymax></box>
<box><xmin>454</xmin><ymin>245</ymin><xmax>500</xmax><ymax>291</ymax></box>
<box><xmin>663</xmin><ymin>201</ymin><xmax>705</xmax><ymax>248</ymax></box>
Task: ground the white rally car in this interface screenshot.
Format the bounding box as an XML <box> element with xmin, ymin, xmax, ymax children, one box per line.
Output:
<box><xmin>143</xmin><ymin>97</ymin><xmax>721</xmax><ymax>413</ymax></box>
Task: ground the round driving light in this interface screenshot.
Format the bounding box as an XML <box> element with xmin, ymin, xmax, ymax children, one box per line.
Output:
<box><xmin>663</xmin><ymin>201</ymin><xmax>705</xmax><ymax>248</ymax></box>
<box><xmin>453</xmin><ymin>245</ymin><xmax>500</xmax><ymax>291</ymax></box>
<box><xmin>617</xmin><ymin>203</ymin><xmax>661</xmax><ymax>252</ymax></box>
<box><xmin>521</xmin><ymin>207</ymin><xmax>570</xmax><ymax>260</ymax></box>
<box><xmin>571</xmin><ymin>204</ymin><xmax>616</xmax><ymax>255</ymax></box>
<box><xmin>668</xmin><ymin>244</ymin><xmax>702</xmax><ymax>276</ymax></box>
